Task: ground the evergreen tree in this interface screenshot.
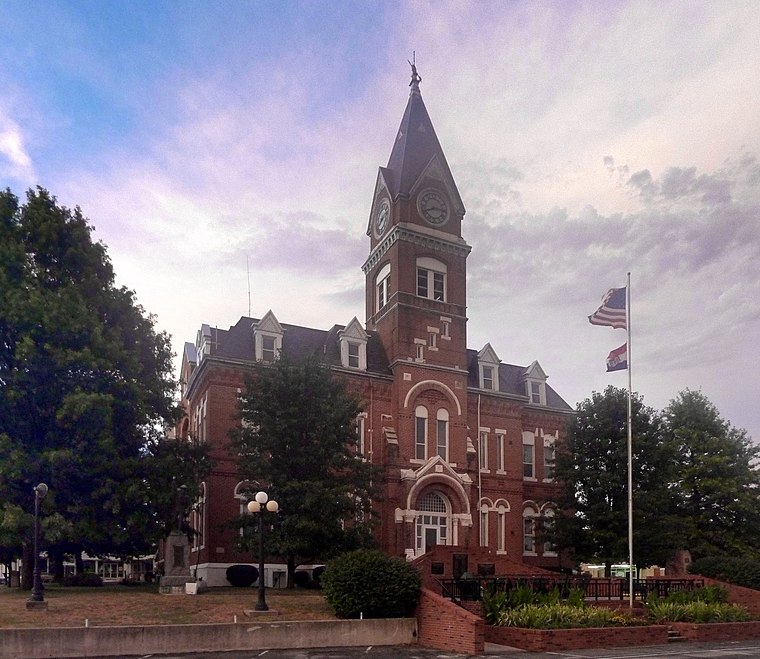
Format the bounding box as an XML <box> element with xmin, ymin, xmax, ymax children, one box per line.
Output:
<box><xmin>664</xmin><ymin>389</ymin><xmax>760</xmax><ymax>559</ymax></box>
<box><xmin>233</xmin><ymin>353</ymin><xmax>380</xmax><ymax>586</ymax></box>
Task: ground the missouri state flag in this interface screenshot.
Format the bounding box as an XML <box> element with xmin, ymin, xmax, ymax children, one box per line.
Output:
<box><xmin>588</xmin><ymin>287</ymin><xmax>627</xmax><ymax>329</ymax></box>
<box><xmin>606</xmin><ymin>343</ymin><xmax>628</xmax><ymax>372</ymax></box>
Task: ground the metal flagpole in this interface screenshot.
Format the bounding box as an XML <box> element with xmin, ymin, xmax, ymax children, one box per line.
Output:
<box><xmin>626</xmin><ymin>272</ymin><xmax>633</xmax><ymax>607</ymax></box>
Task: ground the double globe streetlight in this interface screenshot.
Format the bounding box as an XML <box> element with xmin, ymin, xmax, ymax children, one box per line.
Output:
<box><xmin>247</xmin><ymin>491</ymin><xmax>278</xmax><ymax>611</ymax></box>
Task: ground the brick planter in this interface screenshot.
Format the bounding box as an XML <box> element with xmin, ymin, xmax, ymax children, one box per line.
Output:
<box><xmin>486</xmin><ymin>624</ymin><xmax>669</xmax><ymax>652</ymax></box>
<box><xmin>671</xmin><ymin>621</ymin><xmax>760</xmax><ymax>642</ymax></box>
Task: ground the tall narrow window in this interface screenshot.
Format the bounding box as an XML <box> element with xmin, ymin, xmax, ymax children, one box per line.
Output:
<box><xmin>433</xmin><ymin>272</ymin><xmax>445</xmax><ymax>301</ymax></box>
<box><xmin>479</xmin><ymin>431</ymin><xmax>488</xmax><ymax>470</ymax></box>
<box><xmin>416</xmin><ymin>343</ymin><xmax>424</xmax><ymax>360</ymax></box>
<box><xmin>417</xmin><ymin>268</ymin><xmax>428</xmax><ymax>298</ymax></box>
<box><xmin>530</xmin><ymin>381</ymin><xmax>542</xmax><ymax>404</ymax></box>
<box><xmin>543</xmin><ymin>508</ymin><xmax>557</xmax><ymax>554</ymax></box>
<box><xmin>376</xmin><ymin>263</ymin><xmax>391</xmax><ymax>312</ymax></box>
<box><xmin>497</xmin><ymin>509</ymin><xmax>505</xmax><ymax>552</ymax></box>
<box><xmin>356</xmin><ymin>414</ymin><xmax>366</xmax><ymax>456</ymax></box>
<box><xmin>522</xmin><ymin>431</ymin><xmax>535</xmax><ymax>479</ymax></box>
<box><xmin>523</xmin><ymin>507</ymin><xmax>537</xmax><ymax>554</ymax></box>
<box><xmin>544</xmin><ymin>440</ymin><xmax>555</xmax><ymax>481</ymax></box>
<box><xmin>415</xmin><ymin>406</ymin><xmax>428</xmax><ymax>460</ymax></box>
<box><xmin>436</xmin><ymin>409</ymin><xmax>449</xmax><ymax>460</ymax></box>
<box><xmin>480</xmin><ymin>508</ymin><xmax>489</xmax><ymax>547</ymax></box>
<box><xmin>496</xmin><ymin>433</ymin><xmax>505</xmax><ymax>472</ymax></box>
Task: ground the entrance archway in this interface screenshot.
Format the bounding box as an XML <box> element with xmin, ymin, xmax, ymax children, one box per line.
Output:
<box><xmin>415</xmin><ymin>490</ymin><xmax>450</xmax><ymax>555</ymax></box>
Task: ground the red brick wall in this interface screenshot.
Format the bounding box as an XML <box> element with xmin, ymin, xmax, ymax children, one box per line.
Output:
<box><xmin>701</xmin><ymin>576</ymin><xmax>760</xmax><ymax>617</ymax></box>
<box><xmin>672</xmin><ymin>621</ymin><xmax>760</xmax><ymax>641</ymax></box>
<box><xmin>416</xmin><ymin>588</ymin><xmax>484</xmax><ymax>655</ymax></box>
<box><xmin>486</xmin><ymin>624</ymin><xmax>669</xmax><ymax>652</ymax></box>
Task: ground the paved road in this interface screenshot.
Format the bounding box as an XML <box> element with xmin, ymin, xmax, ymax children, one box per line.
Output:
<box><xmin>100</xmin><ymin>639</ymin><xmax>760</xmax><ymax>659</ymax></box>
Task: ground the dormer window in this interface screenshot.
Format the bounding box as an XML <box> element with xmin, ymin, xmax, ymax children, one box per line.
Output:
<box><xmin>339</xmin><ymin>318</ymin><xmax>368</xmax><ymax>370</ymax></box>
<box><xmin>253</xmin><ymin>310</ymin><xmax>284</xmax><ymax>364</ymax></box>
<box><xmin>477</xmin><ymin>343</ymin><xmax>500</xmax><ymax>392</ymax></box>
<box><xmin>524</xmin><ymin>361</ymin><xmax>548</xmax><ymax>406</ymax></box>
<box><xmin>416</xmin><ymin>257</ymin><xmax>446</xmax><ymax>302</ymax></box>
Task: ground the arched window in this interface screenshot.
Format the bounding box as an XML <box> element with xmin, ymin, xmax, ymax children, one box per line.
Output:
<box><xmin>415</xmin><ymin>405</ymin><xmax>428</xmax><ymax>460</ymax></box>
<box><xmin>415</xmin><ymin>491</ymin><xmax>450</xmax><ymax>555</ymax></box>
<box><xmin>542</xmin><ymin>506</ymin><xmax>557</xmax><ymax>555</ymax></box>
<box><xmin>436</xmin><ymin>409</ymin><xmax>449</xmax><ymax>460</ymax></box>
<box><xmin>190</xmin><ymin>483</ymin><xmax>206</xmax><ymax>551</ymax></box>
<box><xmin>375</xmin><ymin>263</ymin><xmax>391</xmax><ymax>312</ymax></box>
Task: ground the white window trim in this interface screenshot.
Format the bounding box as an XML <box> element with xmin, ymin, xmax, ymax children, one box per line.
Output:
<box><xmin>479</xmin><ymin>429</ymin><xmax>489</xmax><ymax>472</ymax></box>
<box><xmin>415</xmin><ymin>405</ymin><xmax>428</xmax><ymax>461</ymax></box>
<box><xmin>522</xmin><ymin>430</ymin><xmax>536</xmax><ymax>481</ymax></box>
<box><xmin>523</xmin><ymin>506</ymin><xmax>538</xmax><ymax>555</ymax></box>
<box><xmin>436</xmin><ymin>409</ymin><xmax>449</xmax><ymax>461</ymax></box>
<box><xmin>527</xmin><ymin>379</ymin><xmax>546</xmax><ymax>406</ymax></box>
<box><xmin>543</xmin><ymin>433</ymin><xmax>556</xmax><ymax>482</ymax></box>
<box><xmin>376</xmin><ymin>263</ymin><xmax>391</xmax><ymax>312</ymax></box>
<box><xmin>495</xmin><ymin>431</ymin><xmax>506</xmax><ymax>474</ymax></box>
<box><xmin>416</xmin><ymin>257</ymin><xmax>447</xmax><ymax>302</ymax></box>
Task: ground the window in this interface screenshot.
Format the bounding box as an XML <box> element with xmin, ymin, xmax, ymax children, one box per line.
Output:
<box><xmin>428</xmin><ymin>331</ymin><xmax>437</xmax><ymax>349</ymax></box>
<box><xmin>376</xmin><ymin>263</ymin><xmax>391</xmax><ymax>312</ymax></box>
<box><xmin>523</xmin><ymin>431</ymin><xmax>535</xmax><ymax>479</ymax></box>
<box><xmin>348</xmin><ymin>342</ymin><xmax>360</xmax><ymax>368</ymax></box>
<box><xmin>356</xmin><ymin>414</ymin><xmax>366</xmax><ymax>456</ymax></box>
<box><xmin>415</xmin><ymin>257</ymin><xmax>447</xmax><ymax>302</ymax></box>
<box><xmin>530</xmin><ymin>381</ymin><xmax>541</xmax><ymax>404</ymax></box>
<box><xmin>542</xmin><ymin>508</ymin><xmax>557</xmax><ymax>554</ymax></box>
<box><xmin>415</xmin><ymin>406</ymin><xmax>428</xmax><ymax>460</ymax></box>
<box><xmin>523</xmin><ymin>509</ymin><xmax>537</xmax><ymax>554</ymax></box>
<box><xmin>479</xmin><ymin>431</ymin><xmax>488</xmax><ymax>470</ymax></box>
<box><xmin>482</xmin><ymin>366</ymin><xmax>493</xmax><ymax>390</ymax></box>
<box><xmin>480</xmin><ymin>508</ymin><xmax>489</xmax><ymax>547</ymax></box>
<box><xmin>415</xmin><ymin>343</ymin><xmax>424</xmax><ymax>360</ymax></box>
<box><xmin>436</xmin><ymin>409</ymin><xmax>448</xmax><ymax>460</ymax></box>
<box><xmin>415</xmin><ymin>491</ymin><xmax>449</xmax><ymax>554</ymax></box>
<box><xmin>497</xmin><ymin>509</ymin><xmax>506</xmax><ymax>552</ymax></box>
<box><xmin>496</xmin><ymin>433</ymin><xmax>505</xmax><ymax>472</ymax></box>
<box><xmin>441</xmin><ymin>318</ymin><xmax>450</xmax><ymax>339</ymax></box>
<box><xmin>544</xmin><ymin>439</ymin><xmax>555</xmax><ymax>481</ymax></box>
<box><xmin>190</xmin><ymin>483</ymin><xmax>206</xmax><ymax>551</ymax></box>
<box><xmin>261</xmin><ymin>335</ymin><xmax>276</xmax><ymax>363</ymax></box>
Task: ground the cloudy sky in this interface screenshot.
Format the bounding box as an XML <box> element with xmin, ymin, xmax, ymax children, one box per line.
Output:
<box><xmin>2</xmin><ymin>1</ymin><xmax>759</xmax><ymax>441</ymax></box>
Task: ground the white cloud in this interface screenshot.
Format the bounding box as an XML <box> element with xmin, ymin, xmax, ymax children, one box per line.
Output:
<box><xmin>0</xmin><ymin>112</ymin><xmax>35</xmax><ymax>182</ymax></box>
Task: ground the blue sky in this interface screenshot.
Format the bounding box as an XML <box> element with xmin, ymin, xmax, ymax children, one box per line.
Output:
<box><xmin>2</xmin><ymin>1</ymin><xmax>759</xmax><ymax>442</ymax></box>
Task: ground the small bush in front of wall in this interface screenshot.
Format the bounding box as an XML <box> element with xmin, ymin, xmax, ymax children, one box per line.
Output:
<box><xmin>63</xmin><ymin>572</ymin><xmax>104</xmax><ymax>587</ymax></box>
<box><xmin>689</xmin><ymin>556</ymin><xmax>760</xmax><ymax>591</ymax></box>
<box><xmin>496</xmin><ymin>603</ymin><xmax>637</xmax><ymax>629</ymax></box>
<box><xmin>321</xmin><ymin>549</ymin><xmax>421</xmax><ymax>619</ymax></box>
<box><xmin>225</xmin><ymin>564</ymin><xmax>259</xmax><ymax>587</ymax></box>
<box><xmin>647</xmin><ymin>600</ymin><xmax>750</xmax><ymax>624</ymax></box>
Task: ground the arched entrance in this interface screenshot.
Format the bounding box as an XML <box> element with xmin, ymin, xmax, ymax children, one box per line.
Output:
<box><xmin>415</xmin><ymin>490</ymin><xmax>450</xmax><ymax>554</ymax></box>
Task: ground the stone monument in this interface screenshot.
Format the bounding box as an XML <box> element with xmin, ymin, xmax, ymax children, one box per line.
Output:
<box><xmin>159</xmin><ymin>487</ymin><xmax>198</xmax><ymax>594</ymax></box>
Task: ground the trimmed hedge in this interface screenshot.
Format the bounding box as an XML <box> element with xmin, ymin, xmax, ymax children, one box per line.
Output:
<box><xmin>225</xmin><ymin>564</ymin><xmax>259</xmax><ymax>587</ymax></box>
<box><xmin>321</xmin><ymin>549</ymin><xmax>421</xmax><ymax>619</ymax></box>
<box><xmin>689</xmin><ymin>556</ymin><xmax>760</xmax><ymax>591</ymax></box>
<box><xmin>63</xmin><ymin>572</ymin><xmax>103</xmax><ymax>587</ymax></box>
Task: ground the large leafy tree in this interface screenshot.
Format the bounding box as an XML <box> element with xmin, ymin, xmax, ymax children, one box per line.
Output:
<box><xmin>0</xmin><ymin>188</ymin><xmax>207</xmax><ymax>585</ymax></box>
<box><xmin>664</xmin><ymin>389</ymin><xmax>760</xmax><ymax>560</ymax></box>
<box><xmin>233</xmin><ymin>353</ymin><xmax>380</xmax><ymax>586</ymax></box>
<box><xmin>552</xmin><ymin>386</ymin><xmax>685</xmax><ymax>574</ymax></box>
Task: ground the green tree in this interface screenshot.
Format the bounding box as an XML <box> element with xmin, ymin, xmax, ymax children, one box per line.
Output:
<box><xmin>0</xmin><ymin>187</ymin><xmax>208</xmax><ymax>586</ymax></box>
<box><xmin>233</xmin><ymin>353</ymin><xmax>380</xmax><ymax>586</ymax></box>
<box><xmin>664</xmin><ymin>389</ymin><xmax>760</xmax><ymax>560</ymax></box>
<box><xmin>552</xmin><ymin>386</ymin><xmax>684</xmax><ymax>574</ymax></box>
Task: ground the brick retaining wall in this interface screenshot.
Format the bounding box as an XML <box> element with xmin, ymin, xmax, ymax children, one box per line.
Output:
<box><xmin>416</xmin><ymin>588</ymin><xmax>484</xmax><ymax>655</ymax></box>
<box><xmin>486</xmin><ymin>624</ymin><xmax>669</xmax><ymax>652</ymax></box>
<box><xmin>671</xmin><ymin>620</ymin><xmax>760</xmax><ymax>642</ymax></box>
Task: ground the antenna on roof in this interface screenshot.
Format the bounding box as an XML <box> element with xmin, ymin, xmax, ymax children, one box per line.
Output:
<box><xmin>246</xmin><ymin>255</ymin><xmax>251</xmax><ymax>317</ymax></box>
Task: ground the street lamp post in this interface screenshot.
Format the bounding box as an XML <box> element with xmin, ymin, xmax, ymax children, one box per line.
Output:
<box><xmin>27</xmin><ymin>483</ymin><xmax>49</xmax><ymax>609</ymax></box>
<box><xmin>247</xmin><ymin>491</ymin><xmax>278</xmax><ymax>612</ymax></box>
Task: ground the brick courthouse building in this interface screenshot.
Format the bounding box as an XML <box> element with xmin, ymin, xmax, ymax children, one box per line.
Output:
<box><xmin>177</xmin><ymin>70</ymin><xmax>573</xmax><ymax>587</ymax></box>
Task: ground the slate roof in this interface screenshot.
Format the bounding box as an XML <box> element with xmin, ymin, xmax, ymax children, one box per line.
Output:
<box><xmin>195</xmin><ymin>316</ymin><xmax>571</xmax><ymax>411</ymax></box>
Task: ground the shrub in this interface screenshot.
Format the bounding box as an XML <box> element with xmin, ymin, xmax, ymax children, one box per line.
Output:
<box><xmin>647</xmin><ymin>600</ymin><xmax>750</xmax><ymax>624</ymax></box>
<box><xmin>293</xmin><ymin>570</ymin><xmax>311</xmax><ymax>588</ymax></box>
<box><xmin>225</xmin><ymin>564</ymin><xmax>259</xmax><ymax>587</ymax></box>
<box><xmin>63</xmin><ymin>572</ymin><xmax>103</xmax><ymax>587</ymax></box>
<box><xmin>690</xmin><ymin>556</ymin><xmax>760</xmax><ymax>591</ymax></box>
<box><xmin>321</xmin><ymin>549</ymin><xmax>421</xmax><ymax>619</ymax></box>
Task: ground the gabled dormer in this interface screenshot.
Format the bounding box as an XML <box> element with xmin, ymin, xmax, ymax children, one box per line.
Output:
<box><xmin>252</xmin><ymin>310</ymin><xmax>284</xmax><ymax>364</ymax></box>
<box><xmin>339</xmin><ymin>317</ymin><xmax>368</xmax><ymax>371</ymax></box>
<box><xmin>477</xmin><ymin>343</ymin><xmax>501</xmax><ymax>392</ymax></box>
<box><xmin>524</xmin><ymin>360</ymin><xmax>548</xmax><ymax>406</ymax></box>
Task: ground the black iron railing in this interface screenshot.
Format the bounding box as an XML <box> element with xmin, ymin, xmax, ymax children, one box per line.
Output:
<box><xmin>437</xmin><ymin>575</ymin><xmax>704</xmax><ymax>602</ymax></box>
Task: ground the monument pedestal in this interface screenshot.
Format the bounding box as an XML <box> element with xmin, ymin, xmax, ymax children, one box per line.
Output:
<box><xmin>159</xmin><ymin>530</ymin><xmax>197</xmax><ymax>594</ymax></box>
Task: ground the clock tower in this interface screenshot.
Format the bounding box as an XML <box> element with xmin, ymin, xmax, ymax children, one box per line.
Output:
<box><xmin>363</xmin><ymin>65</ymin><xmax>470</xmax><ymax>371</ymax></box>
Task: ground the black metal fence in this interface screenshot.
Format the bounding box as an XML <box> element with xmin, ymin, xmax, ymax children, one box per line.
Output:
<box><xmin>437</xmin><ymin>575</ymin><xmax>704</xmax><ymax>602</ymax></box>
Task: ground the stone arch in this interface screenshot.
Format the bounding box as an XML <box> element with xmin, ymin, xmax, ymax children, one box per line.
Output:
<box><xmin>403</xmin><ymin>380</ymin><xmax>462</xmax><ymax>416</ymax></box>
<box><xmin>407</xmin><ymin>472</ymin><xmax>470</xmax><ymax>517</ymax></box>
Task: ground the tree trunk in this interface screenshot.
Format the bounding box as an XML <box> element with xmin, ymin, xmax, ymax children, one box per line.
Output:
<box><xmin>50</xmin><ymin>546</ymin><xmax>65</xmax><ymax>582</ymax></box>
<box><xmin>75</xmin><ymin>548</ymin><xmax>84</xmax><ymax>574</ymax></box>
<box><xmin>604</xmin><ymin>561</ymin><xmax>612</xmax><ymax>578</ymax></box>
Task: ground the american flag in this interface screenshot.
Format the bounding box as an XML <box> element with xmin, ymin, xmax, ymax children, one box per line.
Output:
<box><xmin>588</xmin><ymin>287</ymin><xmax>627</xmax><ymax>329</ymax></box>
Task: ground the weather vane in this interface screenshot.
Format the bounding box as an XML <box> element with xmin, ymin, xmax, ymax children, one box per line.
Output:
<box><xmin>408</xmin><ymin>51</ymin><xmax>421</xmax><ymax>87</ymax></box>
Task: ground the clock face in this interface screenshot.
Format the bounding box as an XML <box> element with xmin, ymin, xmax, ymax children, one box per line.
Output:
<box><xmin>375</xmin><ymin>199</ymin><xmax>390</xmax><ymax>236</ymax></box>
<box><xmin>418</xmin><ymin>189</ymin><xmax>449</xmax><ymax>226</ymax></box>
